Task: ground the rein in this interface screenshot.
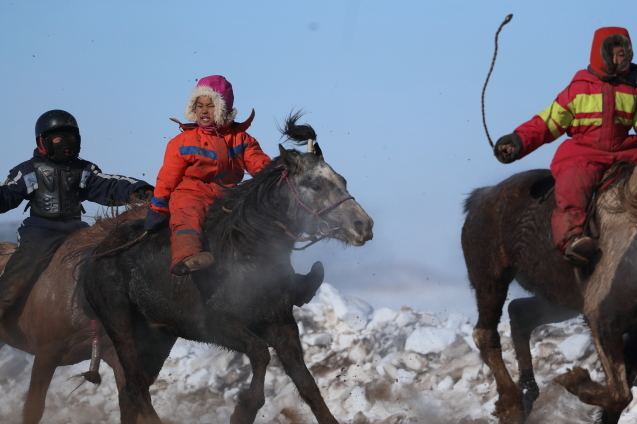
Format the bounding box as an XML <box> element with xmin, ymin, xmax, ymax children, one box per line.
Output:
<box><xmin>275</xmin><ymin>165</ymin><xmax>354</xmax><ymax>250</ymax></box>
<box><xmin>92</xmin><ymin>231</ymin><xmax>149</xmax><ymax>259</ymax></box>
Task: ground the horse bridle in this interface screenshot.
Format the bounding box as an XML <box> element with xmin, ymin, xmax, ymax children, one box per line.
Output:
<box><xmin>275</xmin><ymin>165</ymin><xmax>354</xmax><ymax>250</ymax></box>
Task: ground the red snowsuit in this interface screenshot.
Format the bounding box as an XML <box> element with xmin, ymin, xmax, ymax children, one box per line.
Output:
<box><xmin>150</xmin><ymin>120</ymin><xmax>271</xmax><ymax>267</ymax></box>
<box><xmin>514</xmin><ymin>28</ymin><xmax>637</xmax><ymax>251</ymax></box>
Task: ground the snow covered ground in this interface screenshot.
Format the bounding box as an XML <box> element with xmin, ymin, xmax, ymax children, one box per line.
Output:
<box><xmin>0</xmin><ymin>283</ymin><xmax>636</xmax><ymax>424</ymax></box>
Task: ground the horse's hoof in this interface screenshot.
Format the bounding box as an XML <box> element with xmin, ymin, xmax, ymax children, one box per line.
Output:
<box><xmin>494</xmin><ymin>396</ymin><xmax>525</xmax><ymax>424</ymax></box>
<box><xmin>554</xmin><ymin>366</ymin><xmax>590</xmax><ymax>390</ymax></box>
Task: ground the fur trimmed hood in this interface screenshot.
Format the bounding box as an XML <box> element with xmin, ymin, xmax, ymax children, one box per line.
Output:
<box><xmin>185</xmin><ymin>75</ymin><xmax>237</xmax><ymax>127</ymax></box>
<box><xmin>589</xmin><ymin>27</ymin><xmax>633</xmax><ymax>80</ymax></box>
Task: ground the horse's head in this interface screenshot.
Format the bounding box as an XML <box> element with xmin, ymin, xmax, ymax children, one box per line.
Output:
<box><xmin>276</xmin><ymin>112</ymin><xmax>373</xmax><ymax>246</ymax></box>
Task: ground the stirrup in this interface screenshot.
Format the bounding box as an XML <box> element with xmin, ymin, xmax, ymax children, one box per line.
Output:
<box><xmin>172</xmin><ymin>252</ymin><xmax>214</xmax><ymax>276</ymax></box>
<box><xmin>564</xmin><ymin>236</ymin><xmax>596</xmax><ymax>267</ymax></box>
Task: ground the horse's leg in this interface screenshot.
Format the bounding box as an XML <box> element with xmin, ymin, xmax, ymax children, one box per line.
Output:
<box><xmin>207</xmin><ymin>316</ymin><xmax>270</xmax><ymax>424</ymax></box>
<box><xmin>96</xmin><ymin>307</ymin><xmax>164</xmax><ymax>424</ymax></box>
<box><xmin>22</xmin><ymin>353</ymin><xmax>58</xmax><ymax>424</ymax></box>
<box><xmin>103</xmin><ymin>346</ymin><xmax>138</xmax><ymax>424</ymax></box>
<box><xmin>264</xmin><ymin>321</ymin><xmax>338</xmax><ymax>424</ymax></box>
<box><xmin>508</xmin><ymin>296</ymin><xmax>578</xmax><ymax>417</ymax></box>
<box><xmin>555</xmin><ymin>317</ymin><xmax>631</xmax><ymax>424</ymax></box>
<box><xmin>470</xmin><ymin>267</ymin><xmax>523</xmax><ymax>424</ymax></box>
<box><xmin>623</xmin><ymin>330</ymin><xmax>637</xmax><ymax>387</ymax></box>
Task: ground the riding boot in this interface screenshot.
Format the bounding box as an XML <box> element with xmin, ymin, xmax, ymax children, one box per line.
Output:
<box><xmin>293</xmin><ymin>261</ymin><xmax>325</xmax><ymax>307</ymax></box>
<box><xmin>0</xmin><ymin>274</ymin><xmax>31</xmax><ymax>321</ymax></box>
<box><xmin>0</xmin><ymin>242</ymin><xmax>61</xmax><ymax>320</ymax></box>
<box><xmin>172</xmin><ymin>251</ymin><xmax>214</xmax><ymax>276</ymax></box>
<box><xmin>564</xmin><ymin>236</ymin><xmax>596</xmax><ymax>266</ymax></box>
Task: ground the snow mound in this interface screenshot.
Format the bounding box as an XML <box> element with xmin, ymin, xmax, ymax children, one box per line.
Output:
<box><xmin>0</xmin><ymin>283</ymin><xmax>636</xmax><ymax>423</ymax></box>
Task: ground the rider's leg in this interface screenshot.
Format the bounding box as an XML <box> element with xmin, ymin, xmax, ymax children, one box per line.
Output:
<box><xmin>550</xmin><ymin>153</ymin><xmax>606</xmax><ymax>264</ymax></box>
<box><xmin>169</xmin><ymin>189</ymin><xmax>215</xmax><ymax>276</ymax></box>
<box><xmin>0</xmin><ymin>226</ymin><xmax>68</xmax><ymax>320</ymax></box>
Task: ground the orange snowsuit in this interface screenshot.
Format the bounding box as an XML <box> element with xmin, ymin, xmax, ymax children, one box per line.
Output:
<box><xmin>150</xmin><ymin>120</ymin><xmax>271</xmax><ymax>267</ymax></box>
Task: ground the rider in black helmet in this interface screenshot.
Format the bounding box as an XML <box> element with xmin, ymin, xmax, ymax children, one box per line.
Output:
<box><xmin>0</xmin><ymin>110</ymin><xmax>153</xmax><ymax>320</ymax></box>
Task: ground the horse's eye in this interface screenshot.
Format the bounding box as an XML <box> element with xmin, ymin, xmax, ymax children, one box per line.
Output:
<box><xmin>312</xmin><ymin>185</ymin><xmax>321</xmax><ymax>192</ymax></box>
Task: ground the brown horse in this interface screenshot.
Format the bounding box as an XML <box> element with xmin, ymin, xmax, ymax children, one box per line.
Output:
<box><xmin>0</xmin><ymin>206</ymin><xmax>146</xmax><ymax>424</ymax></box>
<box><xmin>462</xmin><ymin>167</ymin><xmax>637</xmax><ymax>424</ymax></box>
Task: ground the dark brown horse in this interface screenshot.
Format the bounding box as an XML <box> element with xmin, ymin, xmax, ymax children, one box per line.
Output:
<box><xmin>462</xmin><ymin>167</ymin><xmax>637</xmax><ymax>424</ymax></box>
<box><xmin>83</xmin><ymin>115</ymin><xmax>374</xmax><ymax>424</ymax></box>
<box><xmin>0</xmin><ymin>207</ymin><xmax>148</xmax><ymax>424</ymax></box>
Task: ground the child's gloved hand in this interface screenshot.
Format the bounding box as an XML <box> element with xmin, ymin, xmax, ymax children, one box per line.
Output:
<box><xmin>133</xmin><ymin>186</ymin><xmax>154</xmax><ymax>202</ymax></box>
<box><xmin>494</xmin><ymin>133</ymin><xmax>522</xmax><ymax>164</ymax></box>
<box><xmin>145</xmin><ymin>208</ymin><xmax>169</xmax><ymax>232</ymax></box>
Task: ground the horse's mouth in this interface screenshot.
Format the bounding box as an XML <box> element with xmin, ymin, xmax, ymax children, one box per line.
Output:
<box><xmin>332</xmin><ymin>227</ymin><xmax>373</xmax><ymax>246</ymax></box>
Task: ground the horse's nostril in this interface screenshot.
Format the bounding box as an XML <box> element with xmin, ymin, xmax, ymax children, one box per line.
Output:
<box><xmin>354</xmin><ymin>220</ymin><xmax>364</xmax><ymax>229</ymax></box>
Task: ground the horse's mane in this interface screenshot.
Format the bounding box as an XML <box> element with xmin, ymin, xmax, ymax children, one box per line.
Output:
<box><xmin>603</xmin><ymin>163</ymin><xmax>637</xmax><ymax>220</ymax></box>
<box><xmin>203</xmin><ymin>158</ymin><xmax>291</xmax><ymax>262</ymax></box>
<box><xmin>204</xmin><ymin>110</ymin><xmax>319</xmax><ymax>263</ymax></box>
<box><xmin>56</xmin><ymin>203</ymin><xmax>147</xmax><ymax>262</ymax></box>
<box><xmin>463</xmin><ymin>186</ymin><xmax>492</xmax><ymax>215</ymax></box>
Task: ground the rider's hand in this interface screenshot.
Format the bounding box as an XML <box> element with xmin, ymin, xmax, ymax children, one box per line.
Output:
<box><xmin>494</xmin><ymin>133</ymin><xmax>522</xmax><ymax>164</ymax></box>
<box><xmin>133</xmin><ymin>186</ymin><xmax>154</xmax><ymax>203</ymax></box>
<box><xmin>145</xmin><ymin>208</ymin><xmax>169</xmax><ymax>232</ymax></box>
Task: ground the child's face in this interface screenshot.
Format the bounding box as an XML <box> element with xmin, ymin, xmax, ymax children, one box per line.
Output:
<box><xmin>195</xmin><ymin>96</ymin><xmax>215</xmax><ymax>126</ymax></box>
<box><xmin>612</xmin><ymin>45</ymin><xmax>626</xmax><ymax>66</ymax></box>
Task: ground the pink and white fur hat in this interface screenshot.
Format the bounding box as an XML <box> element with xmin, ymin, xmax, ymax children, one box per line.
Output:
<box><xmin>185</xmin><ymin>75</ymin><xmax>238</xmax><ymax>127</ymax></box>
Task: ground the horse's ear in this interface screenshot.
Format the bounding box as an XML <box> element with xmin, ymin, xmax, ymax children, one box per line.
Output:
<box><xmin>278</xmin><ymin>144</ymin><xmax>299</xmax><ymax>172</ymax></box>
<box><xmin>313</xmin><ymin>142</ymin><xmax>324</xmax><ymax>160</ymax></box>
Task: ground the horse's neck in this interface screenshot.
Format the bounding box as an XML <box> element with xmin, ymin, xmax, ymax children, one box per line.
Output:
<box><xmin>598</xmin><ymin>166</ymin><xmax>637</xmax><ymax>211</ymax></box>
<box><xmin>596</xmin><ymin>166</ymin><xmax>637</xmax><ymax>245</ymax></box>
<box><xmin>627</xmin><ymin>166</ymin><xmax>637</xmax><ymax>192</ymax></box>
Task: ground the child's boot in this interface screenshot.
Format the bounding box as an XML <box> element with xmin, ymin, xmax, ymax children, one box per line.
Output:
<box><xmin>172</xmin><ymin>252</ymin><xmax>214</xmax><ymax>276</ymax></box>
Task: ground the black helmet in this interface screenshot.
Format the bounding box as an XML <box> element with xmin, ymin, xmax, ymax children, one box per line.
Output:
<box><xmin>35</xmin><ymin>110</ymin><xmax>81</xmax><ymax>159</ymax></box>
<box><xmin>35</xmin><ymin>110</ymin><xmax>81</xmax><ymax>140</ymax></box>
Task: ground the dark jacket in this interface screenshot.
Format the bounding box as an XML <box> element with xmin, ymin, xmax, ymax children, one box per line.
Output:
<box><xmin>0</xmin><ymin>149</ymin><xmax>151</xmax><ymax>221</ymax></box>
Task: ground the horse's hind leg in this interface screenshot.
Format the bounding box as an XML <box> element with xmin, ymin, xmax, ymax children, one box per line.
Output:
<box><xmin>623</xmin><ymin>330</ymin><xmax>637</xmax><ymax>387</ymax></box>
<box><xmin>94</xmin><ymin>308</ymin><xmax>165</xmax><ymax>424</ymax></box>
<box><xmin>508</xmin><ymin>296</ymin><xmax>578</xmax><ymax>417</ymax></box>
<box><xmin>264</xmin><ymin>321</ymin><xmax>338</xmax><ymax>424</ymax></box>
<box><xmin>103</xmin><ymin>346</ymin><xmax>139</xmax><ymax>424</ymax></box>
<box><xmin>469</xmin><ymin>265</ymin><xmax>523</xmax><ymax>424</ymax></box>
<box><xmin>22</xmin><ymin>353</ymin><xmax>58</xmax><ymax>424</ymax></box>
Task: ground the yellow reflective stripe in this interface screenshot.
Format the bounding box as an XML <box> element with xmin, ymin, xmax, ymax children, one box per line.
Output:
<box><xmin>616</xmin><ymin>117</ymin><xmax>632</xmax><ymax>126</ymax></box>
<box><xmin>567</xmin><ymin>93</ymin><xmax>602</xmax><ymax>114</ymax></box>
<box><xmin>572</xmin><ymin>118</ymin><xmax>602</xmax><ymax>126</ymax></box>
<box><xmin>537</xmin><ymin>101</ymin><xmax>573</xmax><ymax>138</ymax></box>
<box><xmin>616</xmin><ymin>92</ymin><xmax>637</xmax><ymax>114</ymax></box>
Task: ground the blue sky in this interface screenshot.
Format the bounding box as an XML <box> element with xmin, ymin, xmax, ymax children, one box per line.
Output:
<box><xmin>1</xmin><ymin>0</ymin><xmax>635</xmax><ymax>318</ymax></box>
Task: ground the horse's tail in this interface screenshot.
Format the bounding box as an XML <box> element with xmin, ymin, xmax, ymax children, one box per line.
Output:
<box><xmin>68</xmin><ymin>316</ymin><xmax>103</xmax><ymax>391</ymax></box>
<box><xmin>463</xmin><ymin>186</ymin><xmax>492</xmax><ymax>215</ymax></box>
<box><xmin>79</xmin><ymin>319</ymin><xmax>102</xmax><ymax>385</ymax></box>
<box><xmin>70</xmin><ymin>252</ymin><xmax>103</xmax><ymax>387</ymax></box>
